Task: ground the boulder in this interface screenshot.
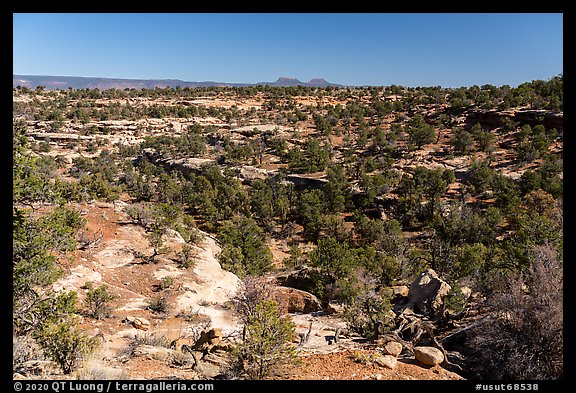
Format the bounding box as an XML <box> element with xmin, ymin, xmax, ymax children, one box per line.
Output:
<box><xmin>327</xmin><ymin>302</ymin><xmax>344</xmax><ymax>314</ymax></box>
<box><xmin>139</xmin><ymin>148</ymin><xmax>216</xmax><ymax>178</ymax></box>
<box><xmin>170</xmin><ymin>122</ymin><xmax>183</xmax><ymax>133</ymax></box>
<box><xmin>285</xmin><ymin>173</ymin><xmax>328</xmax><ymax>189</ymax></box>
<box><xmin>208</xmin><ymin>328</ymin><xmax>223</xmax><ymax>345</ymax></box>
<box><xmin>202</xmin><ymin>350</ymin><xmax>230</xmax><ymax>367</ymax></box>
<box><xmin>374</xmin><ymin>354</ymin><xmax>398</xmax><ymax>370</ymax></box>
<box><xmin>396</xmin><ymin>269</ymin><xmax>451</xmax><ymax>317</ymax></box>
<box><xmin>392</xmin><ymin>285</ymin><xmax>409</xmax><ymax>297</ymax></box>
<box><xmin>460</xmin><ymin>285</ymin><xmax>472</xmax><ymax>299</ymax></box>
<box><xmin>414</xmin><ymin>346</ymin><xmax>444</xmax><ymax>366</ymax></box>
<box><xmin>193</xmin><ymin>328</ymin><xmax>224</xmax><ymax>352</ymax></box>
<box><xmin>170</xmin><ymin>157</ymin><xmax>216</xmax><ymax>177</ymax></box>
<box><xmin>270</xmin><ymin>286</ymin><xmax>323</xmax><ymax>314</ymax></box>
<box><xmin>127</xmin><ymin>316</ymin><xmax>151</xmax><ymax>331</ymax></box>
<box><xmin>382</xmin><ymin>341</ymin><xmax>403</xmax><ymax>358</ymax></box>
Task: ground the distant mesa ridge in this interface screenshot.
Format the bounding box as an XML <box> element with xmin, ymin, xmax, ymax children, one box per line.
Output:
<box><xmin>257</xmin><ymin>77</ymin><xmax>338</xmax><ymax>87</ymax></box>
<box><xmin>13</xmin><ymin>75</ymin><xmax>344</xmax><ymax>90</ymax></box>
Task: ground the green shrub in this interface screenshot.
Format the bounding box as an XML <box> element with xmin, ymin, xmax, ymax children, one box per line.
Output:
<box><xmin>84</xmin><ymin>284</ymin><xmax>115</xmax><ymax>320</ymax></box>
<box><xmin>407</xmin><ymin>115</ymin><xmax>436</xmax><ymax>148</ymax></box>
<box><xmin>343</xmin><ymin>288</ymin><xmax>394</xmax><ymax>341</ymax></box>
<box><xmin>444</xmin><ymin>285</ymin><xmax>469</xmax><ymax>314</ymax></box>
<box><xmin>158</xmin><ymin>276</ymin><xmax>174</xmax><ymax>290</ymax></box>
<box><xmin>450</xmin><ymin>243</ymin><xmax>488</xmax><ymax>280</ymax></box>
<box><xmin>308</xmin><ymin>237</ymin><xmax>358</xmax><ymax>300</ymax></box>
<box><xmin>232</xmin><ymin>300</ymin><xmax>298</xmax><ymax>380</ymax></box>
<box><xmin>37</xmin><ymin>141</ymin><xmax>52</xmax><ymax>152</ymax></box>
<box><xmin>177</xmin><ymin>244</ymin><xmax>197</xmax><ymax>269</ymax></box>
<box><xmin>147</xmin><ymin>296</ymin><xmax>169</xmax><ymax>314</ymax></box>
<box><xmin>35</xmin><ymin>317</ymin><xmax>99</xmax><ymax>374</ymax></box>
<box><xmin>13</xmin><ymin>205</ymin><xmax>83</xmax><ymax>333</ymax></box>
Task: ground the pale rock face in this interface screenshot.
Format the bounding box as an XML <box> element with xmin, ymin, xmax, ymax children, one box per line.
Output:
<box><xmin>236</xmin><ymin>165</ymin><xmax>270</xmax><ymax>182</ymax></box>
<box><xmin>174</xmin><ymin>233</ymin><xmax>243</xmax><ymax>335</ymax></box>
<box><xmin>163</xmin><ymin>228</ymin><xmax>186</xmax><ymax>244</ymax></box>
<box><xmin>414</xmin><ymin>346</ymin><xmax>444</xmax><ymax>366</ymax></box>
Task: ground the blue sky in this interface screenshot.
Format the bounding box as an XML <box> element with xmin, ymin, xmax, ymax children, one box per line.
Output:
<box><xmin>13</xmin><ymin>13</ymin><xmax>563</xmax><ymax>87</ymax></box>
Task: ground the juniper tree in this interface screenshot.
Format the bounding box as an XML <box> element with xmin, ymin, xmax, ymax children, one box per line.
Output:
<box><xmin>217</xmin><ymin>215</ymin><xmax>272</xmax><ymax>277</ymax></box>
<box><xmin>233</xmin><ymin>300</ymin><xmax>298</xmax><ymax>380</ymax></box>
<box><xmin>407</xmin><ymin>114</ymin><xmax>435</xmax><ymax>149</ymax></box>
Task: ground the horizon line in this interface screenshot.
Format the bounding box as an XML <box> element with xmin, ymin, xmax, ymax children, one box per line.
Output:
<box><xmin>13</xmin><ymin>73</ymin><xmax>563</xmax><ymax>89</ymax></box>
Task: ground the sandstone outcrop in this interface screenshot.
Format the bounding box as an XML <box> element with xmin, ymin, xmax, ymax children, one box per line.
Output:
<box><xmin>127</xmin><ymin>316</ymin><xmax>151</xmax><ymax>331</ymax></box>
<box><xmin>395</xmin><ymin>269</ymin><xmax>451</xmax><ymax>318</ymax></box>
<box><xmin>270</xmin><ymin>286</ymin><xmax>323</xmax><ymax>314</ymax></box>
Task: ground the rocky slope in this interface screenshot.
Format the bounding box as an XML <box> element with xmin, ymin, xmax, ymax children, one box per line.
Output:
<box><xmin>14</xmin><ymin>200</ymin><xmax>466</xmax><ymax>380</ymax></box>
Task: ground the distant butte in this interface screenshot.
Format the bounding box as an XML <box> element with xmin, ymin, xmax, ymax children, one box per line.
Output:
<box><xmin>13</xmin><ymin>74</ymin><xmax>344</xmax><ymax>90</ymax></box>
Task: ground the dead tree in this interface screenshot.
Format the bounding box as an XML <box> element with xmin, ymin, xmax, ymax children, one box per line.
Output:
<box><xmin>393</xmin><ymin>309</ymin><xmax>464</xmax><ymax>371</ymax></box>
<box><xmin>334</xmin><ymin>327</ymin><xmax>341</xmax><ymax>343</ymax></box>
<box><xmin>180</xmin><ymin>344</ymin><xmax>199</xmax><ymax>369</ymax></box>
<box><xmin>299</xmin><ymin>320</ymin><xmax>313</xmax><ymax>346</ymax></box>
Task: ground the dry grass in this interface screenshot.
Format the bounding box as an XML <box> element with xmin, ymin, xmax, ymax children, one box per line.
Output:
<box><xmin>134</xmin><ymin>332</ymin><xmax>171</xmax><ymax>348</ymax></box>
<box><xmin>76</xmin><ymin>359</ymin><xmax>128</xmax><ymax>380</ymax></box>
<box><xmin>13</xmin><ymin>335</ymin><xmax>44</xmax><ymax>370</ymax></box>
